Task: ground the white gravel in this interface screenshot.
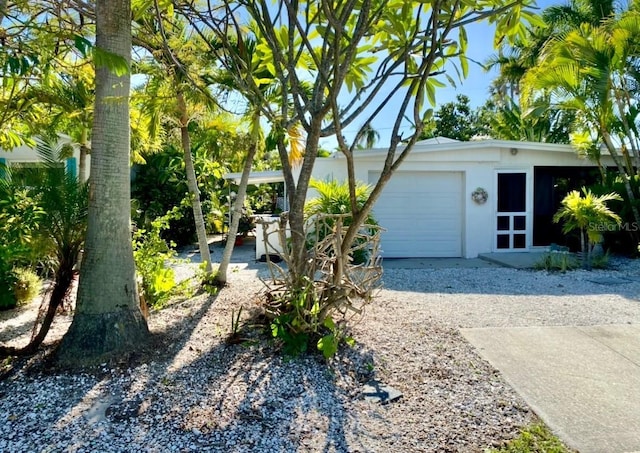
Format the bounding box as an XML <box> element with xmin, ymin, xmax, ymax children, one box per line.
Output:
<box><xmin>1</xmin><ymin>256</ymin><xmax>639</xmax><ymax>452</ymax></box>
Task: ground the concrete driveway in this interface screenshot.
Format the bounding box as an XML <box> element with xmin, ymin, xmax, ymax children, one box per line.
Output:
<box><xmin>462</xmin><ymin>324</ymin><xmax>640</xmax><ymax>453</ymax></box>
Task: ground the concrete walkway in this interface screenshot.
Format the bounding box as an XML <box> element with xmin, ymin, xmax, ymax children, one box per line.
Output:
<box><xmin>479</xmin><ymin>251</ymin><xmax>548</xmax><ymax>269</ymax></box>
<box><xmin>462</xmin><ymin>324</ymin><xmax>640</xmax><ymax>453</ymax></box>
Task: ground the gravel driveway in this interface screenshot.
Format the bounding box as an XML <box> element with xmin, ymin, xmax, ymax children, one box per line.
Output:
<box><xmin>1</xmin><ymin>258</ymin><xmax>639</xmax><ymax>452</ymax></box>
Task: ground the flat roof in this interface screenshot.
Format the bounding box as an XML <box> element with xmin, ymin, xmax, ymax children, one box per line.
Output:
<box><xmin>223</xmin><ymin>170</ymin><xmax>284</xmax><ymax>185</ymax></box>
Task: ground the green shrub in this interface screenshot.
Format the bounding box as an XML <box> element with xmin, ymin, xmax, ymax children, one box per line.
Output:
<box><xmin>535</xmin><ymin>250</ymin><xmax>578</xmax><ymax>272</ymax></box>
<box><xmin>0</xmin><ymin>267</ymin><xmax>18</xmax><ymax>310</ymax></box>
<box><xmin>267</xmin><ymin>276</ymin><xmax>357</xmax><ymax>358</ymax></box>
<box><xmin>196</xmin><ymin>261</ymin><xmax>219</xmax><ymax>296</ymax></box>
<box><xmin>133</xmin><ymin>208</ymin><xmax>182</xmax><ymax>308</ymax></box>
<box><xmin>132</xmin><ymin>146</ymin><xmax>229</xmax><ymax>246</ymax></box>
<box><xmin>13</xmin><ymin>267</ymin><xmax>42</xmax><ymax>305</ymax></box>
<box><xmin>305</xmin><ymin>178</ymin><xmax>377</xmax><ymax>265</ymax></box>
<box><xmin>0</xmin><ymin>184</ymin><xmax>43</xmax><ymax>310</ymax></box>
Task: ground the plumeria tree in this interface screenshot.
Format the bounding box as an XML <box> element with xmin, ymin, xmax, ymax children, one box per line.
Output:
<box><xmin>174</xmin><ymin>0</ymin><xmax>538</xmax><ymax>353</ymax></box>
<box><xmin>179</xmin><ymin>0</ymin><xmax>536</xmax><ymax>275</ymax></box>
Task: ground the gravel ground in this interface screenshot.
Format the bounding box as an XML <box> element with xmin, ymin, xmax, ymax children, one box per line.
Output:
<box><xmin>1</xmin><ymin>256</ymin><xmax>639</xmax><ymax>452</ymax></box>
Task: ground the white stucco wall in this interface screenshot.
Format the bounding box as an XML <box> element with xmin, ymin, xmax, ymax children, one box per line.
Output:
<box><xmin>311</xmin><ymin>140</ymin><xmax>609</xmax><ymax>258</ymax></box>
<box><xmin>0</xmin><ymin>137</ymin><xmax>88</xmax><ymax>178</ymax></box>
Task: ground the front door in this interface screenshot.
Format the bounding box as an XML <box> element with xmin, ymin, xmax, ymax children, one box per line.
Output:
<box><xmin>496</xmin><ymin>172</ymin><xmax>527</xmax><ymax>251</ymax></box>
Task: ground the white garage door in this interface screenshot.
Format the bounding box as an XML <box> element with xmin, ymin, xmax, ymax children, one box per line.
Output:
<box><xmin>369</xmin><ymin>171</ymin><xmax>463</xmax><ymax>257</ymax></box>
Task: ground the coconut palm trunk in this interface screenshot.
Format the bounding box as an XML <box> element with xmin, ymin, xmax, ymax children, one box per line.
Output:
<box><xmin>177</xmin><ymin>91</ymin><xmax>212</xmax><ymax>273</ymax></box>
<box><xmin>57</xmin><ymin>0</ymin><xmax>148</xmax><ymax>367</ymax></box>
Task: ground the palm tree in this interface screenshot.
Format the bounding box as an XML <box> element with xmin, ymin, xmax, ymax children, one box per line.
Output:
<box><xmin>521</xmin><ymin>14</ymin><xmax>640</xmax><ymax>225</ymax></box>
<box><xmin>356</xmin><ymin>123</ymin><xmax>380</xmax><ymax>149</ymax></box>
<box><xmin>485</xmin><ymin>97</ymin><xmax>573</xmax><ymax>143</ymax></box>
<box><xmin>58</xmin><ymin>0</ymin><xmax>149</xmax><ymax>367</ymax></box>
<box><xmin>485</xmin><ymin>0</ymin><xmax>616</xmax><ymax>141</ymax></box>
<box><xmin>213</xmin><ymin>37</ymin><xmax>281</xmax><ymax>286</ymax></box>
<box><xmin>24</xmin><ymin>63</ymin><xmax>94</xmax><ymax>182</ymax></box>
<box><xmin>553</xmin><ymin>188</ymin><xmax>621</xmax><ymax>269</ymax></box>
<box><xmin>133</xmin><ymin>15</ymin><xmax>215</xmax><ymax>274</ymax></box>
<box><xmin>542</xmin><ymin>0</ymin><xmax>614</xmax><ymax>30</ymax></box>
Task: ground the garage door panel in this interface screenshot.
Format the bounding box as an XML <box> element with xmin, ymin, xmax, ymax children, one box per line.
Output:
<box><xmin>369</xmin><ymin>171</ymin><xmax>463</xmax><ymax>257</ymax></box>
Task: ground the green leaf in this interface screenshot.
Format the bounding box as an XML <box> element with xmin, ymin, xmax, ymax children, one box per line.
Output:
<box><xmin>425</xmin><ymin>79</ymin><xmax>436</xmax><ymax>106</ymax></box>
<box><xmin>94</xmin><ymin>48</ymin><xmax>130</xmax><ymax>77</ymax></box>
<box><xmin>323</xmin><ymin>316</ymin><xmax>336</xmax><ymax>331</ymax></box>
<box><xmin>317</xmin><ymin>334</ymin><xmax>338</xmax><ymax>358</ymax></box>
<box><xmin>270</xmin><ymin>322</ymin><xmax>280</xmax><ymax>338</ymax></box>
<box><xmin>73</xmin><ymin>35</ymin><xmax>93</xmax><ymax>57</ymax></box>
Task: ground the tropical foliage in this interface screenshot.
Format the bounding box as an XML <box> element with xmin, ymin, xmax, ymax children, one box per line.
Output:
<box><xmin>553</xmin><ymin>188</ymin><xmax>622</xmax><ymax>269</ymax></box>
<box><xmin>132</xmin><ymin>208</ymin><xmax>182</xmax><ymax>308</ymax></box>
<box><xmin>0</xmin><ymin>139</ymin><xmax>88</xmax><ymax>355</ymax></box>
<box><xmin>522</xmin><ymin>11</ymin><xmax>640</xmax><ymax>226</ymax></box>
<box><xmin>0</xmin><ymin>0</ymin><xmax>544</xmax><ymax>363</ymax></box>
<box><xmin>305</xmin><ymin>178</ymin><xmax>377</xmax><ymax>265</ymax></box>
<box><xmin>420</xmin><ymin>95</ymin><xmax>490</xmax><ymax>141</ymax></box>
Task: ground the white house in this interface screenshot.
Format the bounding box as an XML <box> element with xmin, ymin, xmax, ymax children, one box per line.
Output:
<box><xmin>312</xmin><ymin>138</ymin><xmax>613</xmax><ymax>258</ymax></box>
<box><xmin>0</xmin><ymin>136</ymin><xmax>86</xmax><ymax>179</ymax></box>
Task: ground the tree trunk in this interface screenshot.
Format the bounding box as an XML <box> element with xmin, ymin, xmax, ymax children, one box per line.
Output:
<box><xmin>285</xmin><ymin>121</ymin><xmax>321</xmax><ymax>282</ymax></box>
<box><xmin>0</xmin><ymin>0</ymin><xmax>7</xmax><ymax>22</ymax></box>
<box><xmin>57</xmin><ymin>0</ymin><xmax>148</xmax><ymax>368</ymax></box>
<box><xmin>603</xmin><ymin>131</ymin><xmax>640</xmax><ymax>225</ymax></box>
<box><xmin>79</xmin><ymin>127</ymin><xmax>89</xmax><ymax>183</ymax></box>
<box><xmin>215</xmin><ymin>141</ymin><xmax>258</xmax><ymax>285</ymax></box>
<box><xmin>79</xmin><ymin>145</ymin><xmax>88</xmax><ymax>184</ymax></box>
<box><xmin>176</xmin><ymin>91</ymin><xmax>212</xmax><ymax>274</ymax></box>
<box><xmin>0</xmin><ymin>263</ymin><xmax>75</xmax><ymax>358</ymax></box>
<box><xmin>580</xmin><ymin>228</ymin><xmax>587</xmax><ymax>270</ymax></box>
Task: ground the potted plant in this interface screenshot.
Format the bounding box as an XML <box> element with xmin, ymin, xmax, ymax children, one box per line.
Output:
<box><xmin>235</xmin><ymin>210</ymin><xmax>255</xmax><ymax>246</ymax></box>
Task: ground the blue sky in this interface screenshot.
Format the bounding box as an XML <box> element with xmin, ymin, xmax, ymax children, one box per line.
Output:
<box><xmin>318</xmin><ymin>0</ymin><xmax>557</xmax><ymax>150</ymax></box>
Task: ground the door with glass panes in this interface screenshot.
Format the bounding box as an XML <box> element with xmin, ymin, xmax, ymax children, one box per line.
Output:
<box><xmin>496</xmin><ymin>172</ymin><xmax>528</xmax><ymax>250</ymax></box>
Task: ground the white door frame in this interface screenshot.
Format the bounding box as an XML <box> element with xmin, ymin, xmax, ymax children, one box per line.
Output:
<box><xmin>493</xmin><ymin>169</ymin><xmax>533</xmax><ymax>252</ymax></box>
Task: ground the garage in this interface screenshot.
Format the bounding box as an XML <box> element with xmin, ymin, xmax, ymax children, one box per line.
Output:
<box><xmin>368</xmin><ymin>171</ymin><xmax>463</xmax><ymax>257</ymax></box>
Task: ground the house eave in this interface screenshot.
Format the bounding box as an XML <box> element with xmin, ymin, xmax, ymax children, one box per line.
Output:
<box><xmin>323</xmin><ymin>139</ymin><xmax>577</xmax><ymax>160</ymax></box>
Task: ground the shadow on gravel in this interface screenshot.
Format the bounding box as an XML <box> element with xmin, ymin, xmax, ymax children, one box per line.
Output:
<box><xmin>59</xmin><ymin>285</ymin><xmax>366</xmax><ymax>451</ymax></box>
<box><xmin>381</xmin><ymin>267</ymin><xmax>640</xmax><ymax>300</ymax></box>
<box><xmin>151</xmin><ymin>342</ymin><xmax>355</xmax><ymax>451</ymax></box>
<box><xmin>0</xmin><ymin>317</ymin><xmax>40</xmax><ymax>344</ymax></box>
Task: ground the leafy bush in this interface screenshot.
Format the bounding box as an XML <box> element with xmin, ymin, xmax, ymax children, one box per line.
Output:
<box><xmin>12</xmin><ymin>267</ymin><xmax>42</xmax><ymax>305</ymax></box>
<box><xmin>196</xmin><ymin>261</ymin><xmax>219</xmax><ymax>296</ymax></box>
<box><xmin>305</xmin><ymin>178</ymin><xmax>377</xmax><ymax>265</ymax></box>
<box><xmin>535</xmin><ymin>250</ymin><xmax>577</xmax><ymax>273</ymax></box>
<box><xmin>264</xmin><ymin>214</ymin><xmax>383</xmax><ymax>358</ymax></box>
<box><xmin>0</xmin><ymin>268</ymin><xmax>18</xmax><ymax>310</ymax></box>
<box><xmin>132</xmin><ymin>145</ymin><xmax>228</xmax><ymax>246</ymax></box>
<box><xmin>133</xmin><ymin>208</ymin><xmax>182</xmax><ymax>308</ymax></box>
<box><xmin>0</xmin><ymin>180</ymin><xmax>43</xmax><ymax>310</ymax></box>
<box><xmin>267</xmin><ymin>276</ymin><xmax>357</xmax><ymax>358</ymax></box>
